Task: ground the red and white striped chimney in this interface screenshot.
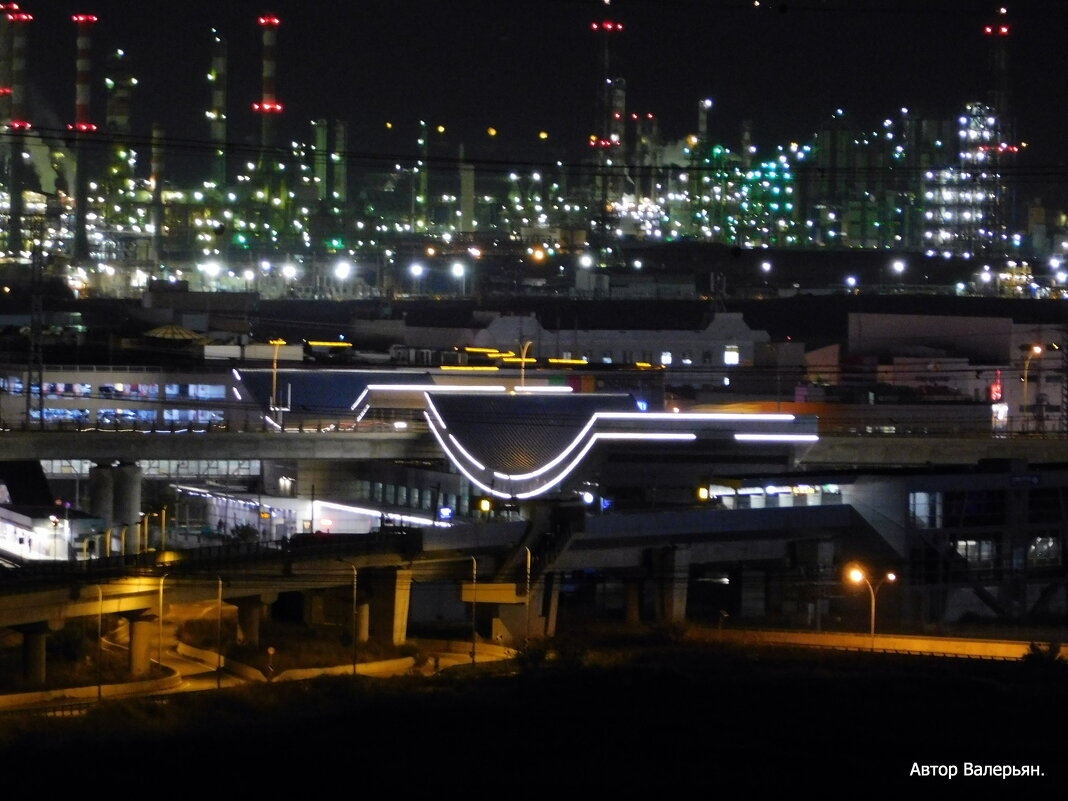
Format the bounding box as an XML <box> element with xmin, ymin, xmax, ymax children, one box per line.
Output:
<box><xmin>71</xmin><ymin>14</ymin><xmax>98</xmax><ymax>132</ymax></box>
<box><xmin>253</xmin><ymin>14</ymin><xmax>282</xmax><ymax>150</ymax></box>
<box><xmin>7</xmin><ymin>8</ymin><xmax>30</xmax><ymax>130</ymax></box>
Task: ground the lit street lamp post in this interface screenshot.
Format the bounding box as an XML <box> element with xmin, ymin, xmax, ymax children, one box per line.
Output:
<box><xmin>849</xmin><ymin>567</ymin><xmax>896</xmax><ymax>639</ymax></box>
<box><xmin>158</xmin><ymin>573</ymin><xmax>169</xmax><ymax>674</ymax></box>
<box><xmin>524</xmin><ymin>545</ymin><xmax>532</xmax><ymax>647</ymax></box>
<box><xmin>519</xmin><ymin>340</ymin><xmax>533</xmax><ymax>388</ymax></box>
<box><xmin>1022</xmin><ymin>344</ymin><xmax>1043</xmax><ymax>433</ymax></box>
<box><xmin>216</xmin><ymin>576</ymin><xmax>223</xmax><ymax>689</ymax></box>
<box><xmin>93</xmin><ymin>584</ymin><xmax>103</xmax><ymax>701</ymax></box>
<box><xmin>470</xmin><ymin>556</ymin><xmax>477</xmax><ymax>665</ymax></box>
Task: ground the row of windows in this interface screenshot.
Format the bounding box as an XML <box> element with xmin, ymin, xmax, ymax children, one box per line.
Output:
<box><xmin>1</xmin><ymin>380</ymin><xmax>227</xmax><ymax>400</ymax></box>
<box><xmin>560</xmin><ymin>346</ymin><xmax>741</xmax><ymax>367</ymax></box>
<box><xmin>911</xmin><ymin>488</ymin><xmax>1068</xmax><ymax>530</ymax></box>
<box><xmin>29</xmin><ymin>408</ymin><xmax>225</xmax><ymax>423</ymax></box>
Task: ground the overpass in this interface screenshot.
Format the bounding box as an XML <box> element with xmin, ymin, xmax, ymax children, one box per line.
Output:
<box><xmin>1</xmin><ymin>425</ymin><xmax>1066</xmax><ymax>469</ymax></box>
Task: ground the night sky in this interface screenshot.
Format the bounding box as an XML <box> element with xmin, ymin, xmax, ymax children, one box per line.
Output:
<box><xmin>14</xmin><ymin>1</ymin><xmax>1068</xmax><ymax>204</ymax></box>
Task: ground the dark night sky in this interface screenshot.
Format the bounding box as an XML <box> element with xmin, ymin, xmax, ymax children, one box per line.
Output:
<box><xmin>16</xmin><ymin>1</ymin><xmax>1068</xmax><ymax>204</ymax></box>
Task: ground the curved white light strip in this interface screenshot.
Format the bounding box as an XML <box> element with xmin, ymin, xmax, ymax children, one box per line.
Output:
<box><xmin>425</xmin><ymin>412</ymin><xmax>512</xmax><ymax>499</ymax></box>
<box><xmin>448</xmin><ymin>434</ymin><xmax>485</xmax><ymax>471</ymax></box>
<box><xmin>493</xmin><ymin>414</ymin><xmax>600</xmax><ymax>481</ymax></box>
<box><xmin>511</xmin><ymin>432</ymin><xmax>696</xmax><ymax>500</ymax></box>
<box><xmin>425</xmin><ymin>392</ymin><xmax>447</xmax><ymax>430</ymax></box>
<box><xmin>734</xmin><ymin>433</ymin><xmax>819</xmax><ymax>442</ymax></box>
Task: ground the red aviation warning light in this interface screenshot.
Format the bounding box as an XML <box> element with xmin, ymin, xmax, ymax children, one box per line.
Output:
<box><xmin>990</xmin><ymin>369</ymin><xmax>1003</xmax><ymax>402</ymax></box>
<box><xmin>258</xmin><ymin>15</ymin><xmax>280</xmax><ymax>26</ymax></box>
<box><xmin>71</xmin><ymin>14</ymin><xmax>97</xmax><ymax>23</ymax></box>
<box><xmin>983</xmin><ymin>24</ymin><xmax>1010</xmax><ymax>35</ymax></box>
<box><xmin>6</xmin><ymin>11</ymin><xmax>31</xmax><ymax>21</ymax></box>
<box><xmin>252</xmin><ymin>101</ymin><xmax>284</xmax><ymax>113</ymax></box>
<box><xmin>590</xmin><ymin>20</ymin><xmax>623</xmax><ymax>31</ymax></box>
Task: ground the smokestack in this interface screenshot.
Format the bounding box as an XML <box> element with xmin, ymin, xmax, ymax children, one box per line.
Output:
<box><xmin>0</xmin><ymin>4</ymin><xmax>15</xmax><ymax>124</ymax></box>
<box><xmin>6</xmin><ymin>8</ymin><xmax>30</xmax><ymax>256</ymax></box>
<box><xmin>104</xmin><ymin>49</ymin><xmax>134</xmax><ymax>134</ymax></box>
<box><xmin>253</xmin><ymin>14</ymin><xmax>282</xmax><ymax>153</ymax></box>
<box><xmin>71</xmin><ymin>14</ymin><xmax>98</xmax><ymax>266</ymax></box>
<box><xmin>332</xmin><ymin>120</ymin><xmax>347</xmax><ymax>204</ymax></box>
<box><xmin>150</xmin><ymin>123</ymin><xmax>165</xmax><ymax>267</ymax></box>
<box><xmin>208</xmin><ymin>28</ymin><xmax>227</xmax><ymax>185</ymax></box>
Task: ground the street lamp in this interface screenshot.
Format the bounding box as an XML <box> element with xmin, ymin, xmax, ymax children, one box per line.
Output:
<box><xmin>216</xmin><ymin>576</ymin><xmax>224</xmax><ymax>689</ymax></box>
<box><xmin>848</xmin><ymin>566</ymin><xmax>896</xmax><ymax>637</ymax></box>
<box><xmin>470</xmin><ymin>556</ymin><xmax>478</xmax><ymax>665</ymax></box>
<box><xmin>1022</xmin><ymin>344</ymin><xmax>1043</xmax><ymax>433</ymax></box>
<box><xmin>451</xmin><ymin>261</ymin><xmax>465</xmax><ymax>296</ymax></box>
<box><xmin>92</xmin><ymin>584</ymin><xmax>103</xmax><ymax>701</ymax></box>
<box><xmin>409</xmin><ymin>262</ymin><xmax>424</xmax><ymax>295</ymax></box>
<box><xmin>519</xmin><ymin>340</ymin><xmax>534</xmax><ymax>388</ymax></box>
<box><xmin>1020</xmin><ymin>342</ymin><xmax>1060</xmax><ymax>433</ymax></box>
<box><xmin>158</xmin><ymin>572</ymin><xmax>169</xmax><ymax>674</ymax></box>
<box><xmin>338</xmin><ymin>559</ymin><xmax>358</xmax><ymax>676</ymax></box>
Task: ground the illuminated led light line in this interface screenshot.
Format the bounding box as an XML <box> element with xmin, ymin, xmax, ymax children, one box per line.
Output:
<box><xmin>367</xmin><ymin>383</ymin><xmax>506</xmax><ymax>393</ymax></box>
<box><xmin>264</xmin><ymin>414</ymin><xmax>281</xmax><ymax>430</ymax></box>
<box><xmin>492</xmin><ymin>414</ymin><xmax>600</xmax><ymax>481</ymax></box>
<box><xmin>595</xmin><ymin>412</ymin><xmax>796</xmax><ymax>422</ymax></box>
<box><xmin>448</xmin><ymin>434</ymin><xmax>485</xmax><ymax>470</ymax></box>
<box><xmin>355</xmin><ymin>404</ymin><xmax>370</xmax><ymax>422</ymax></box>
<box><xmin>350</xmin><ymin>388</ymin><xmax>369</xmax><ymax>411</ymax></box>
<box><xmin>425</xmin><ymin>412</ymin><xmax>511</xmax><ymax>499</ymax></box>
<box><xmin>733</xmin><ymin>433</ymin><xmax>819</xmax><ymax>442</ymax></box>
<box><xmin>232</xmin><ymin>368</ymin><xmax>242</xmax><ymax>381</ymax></box>
<box><xmin>425</xmin><ymin>391</ymin><xmax>447</xmax><ymax>430</ymax></box>
<box><xmin>512</xmin><ymin>386</ymin><xmax>573</xmax><ymax>393</ymax></box>
<box><xmin>314</xmin><ymin>499</ymin><xmax>450</xmax><ymax>528</ymax></box>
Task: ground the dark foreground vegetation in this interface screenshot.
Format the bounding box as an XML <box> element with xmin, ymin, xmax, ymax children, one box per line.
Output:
<box><xmin>0</xmin><ymin>632</ymin><xmax>1065</xmax><ymax>793</ymax></box>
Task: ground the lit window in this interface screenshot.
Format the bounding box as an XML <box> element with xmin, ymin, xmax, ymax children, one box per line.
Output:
<box><xmin>724</xmin><ymin>346</ymin><xmax>740</xmax><ymax>366</ymax></box>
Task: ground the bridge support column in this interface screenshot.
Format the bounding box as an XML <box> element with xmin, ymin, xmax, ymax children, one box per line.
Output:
<box><xmin>88</xmin><ymin>461</ymin><xmax>115</xmax><ymax>532</ymax></box>
<box><xmin>368</xmin><ymin>568</ymin><xmax>412</xmax><ymax>646</ymax></box>
<box><xmin>235</xmin><ymin>597</ymin><xmax>264</xmax><ymax>647</ymax></box>
<box><xmin>356</xmin><ymin>602</ymin><xmax>370</xmax><ymax>643</ymax></box>
<box><xmin>126</xmin><ymin>614</ymin><xmax>153</xmax><ymax>677</ymax></box>
<box><xmin>653</xmin><ymin>545</ymin><xmax>690</xmax><ymax>625</ymax></box>
<box><xmin>19</xmin><ymin>624</ymin><xmax>48</xmax><ymax>683</ymax></box>
<box><xmin>114</xmin><ymin>462</ymin><xmax>143</xmax><ymax>555</ymax></box>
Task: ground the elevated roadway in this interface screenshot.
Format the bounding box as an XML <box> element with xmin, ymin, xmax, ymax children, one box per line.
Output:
<box><xmin>0</xmin><ymin>427</ymin><xmax>1064</xmax><ymax>469</ymax></box>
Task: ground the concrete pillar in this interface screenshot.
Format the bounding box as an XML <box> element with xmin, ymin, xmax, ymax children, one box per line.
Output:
<box><xmin>113</xmin><ymin>462</ymin><xmax>142</xmax><ymax>555</ymax></box>
<box><xmin>20</xmin><ymin>626</ymin><xmax>47</xmax><ymax>683</ymax></box>
<box><xmin>128</xmin><ymin>615</ymin><xmax>153</xmax><ymax>677</ymax></box>
<box><xmin>369</xmin><ymin>568</ymin><xmax>412</xmax><ymax>646</ymax></box>
<box><xmin>653</xmin><ymin>545</ymin><xmax>690</xmax><ymax>625</ymax></box>
<box><xmin>235</xmin><ymin>597</ymin><xmax>262</xmax><ymax>647</ymax></box>
<box><xmin>625</xmin><ymin>578</ymin><xmax>642</xmax><ymax>626</ymax></box>
<box><xmin>356</xmin><ymin>601</ymin><xmax>370</xmax><ymax>644</ymax></box>
<box><xmin>88</xmin><ymin>462</ymin><xmax>114</xmax><ymax>531</ymax></box>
